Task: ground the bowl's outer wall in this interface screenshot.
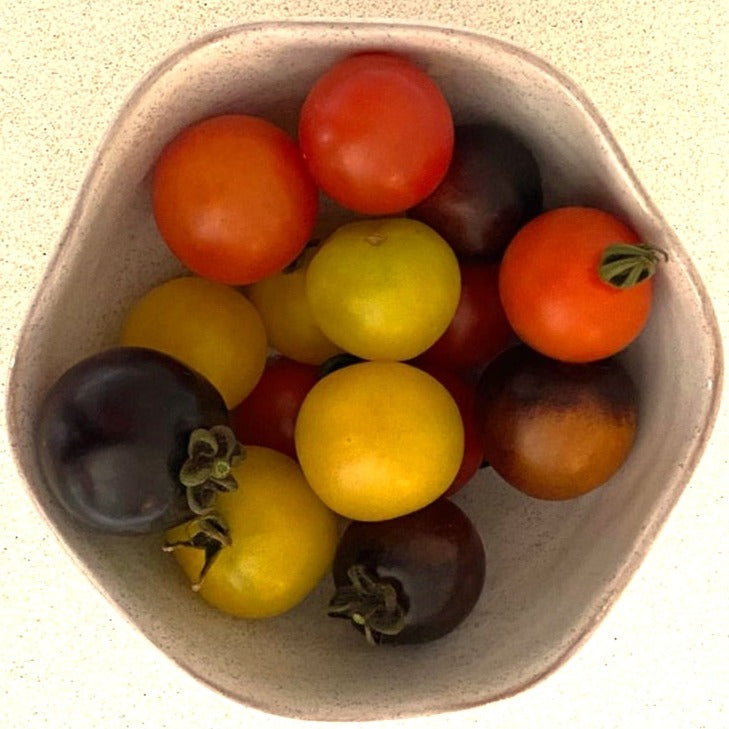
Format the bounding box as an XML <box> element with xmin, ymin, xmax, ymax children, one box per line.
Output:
<box><xmin>7</xmin><ymin>22</ymin><xmax>723</xmax><ymax>721</ymax></box>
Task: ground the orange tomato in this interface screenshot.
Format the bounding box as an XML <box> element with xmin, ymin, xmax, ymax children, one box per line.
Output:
<box><xmin>498</xmin><ymin>206</ymin><xmax>660</xmax><ymax>362</ymax></box>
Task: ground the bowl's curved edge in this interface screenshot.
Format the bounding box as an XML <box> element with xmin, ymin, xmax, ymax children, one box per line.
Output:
<box><xmin>5</xmin><ymin>17</ymin><xmax>725</xmax><ymax>722</ymax></box>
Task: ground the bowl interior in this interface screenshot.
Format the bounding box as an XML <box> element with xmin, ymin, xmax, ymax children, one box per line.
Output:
<box><xmin>6</xmin><ymin>21</ymin><xmax>722</xmax><ymax>721</ymax></box>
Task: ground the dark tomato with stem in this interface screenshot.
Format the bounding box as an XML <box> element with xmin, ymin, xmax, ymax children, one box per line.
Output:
<box><xmin>414</xmin><ymin>363</ymin><xmax>483</xmax><ymax>495</ymax></box>
<box><xmin>299</xmin><ymin>52</ymin><xmax>454</xmax><ymax>214</ymax></box>
<box><xmin>36</xmin><ymin>347</ymin><xmax>237</xmax><ymax>534</ymax></box>
<box><xmin>410</xmin><ymin>122</ymin><xmax>542</xmax><ymax>260</ymax></box>
<box><xmin>231</xmin><ymin>357</ymin><xmax>319</xmax><ymax>460</ymax></box>
<box><xmin>328</xmin><ymin>498</ymin><xmax>485</xmax><ymax>645</ymax></box>
<box><xmin>415</xmin><ymin>260</ymin><xmax>514</xmax><ymax>371</ymax></box>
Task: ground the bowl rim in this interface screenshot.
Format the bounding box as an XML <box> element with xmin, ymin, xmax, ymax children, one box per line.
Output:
<box><xmin>5</xmin><ymin>17</ymin><xmax>725</xmax><ymax>721</ymax></box>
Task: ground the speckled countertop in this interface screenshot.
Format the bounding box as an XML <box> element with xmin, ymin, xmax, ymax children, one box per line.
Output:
<box><xmin>1</xmin><ymin>2</ymin><xmax>727</xmax><ymax>728</ymax></box>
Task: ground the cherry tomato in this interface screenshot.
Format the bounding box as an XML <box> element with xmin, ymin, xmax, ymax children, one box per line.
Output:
<box><xmin>246</xmin><ymin>246</ymin><xmax>342</xmax><ymax>365</ymax></box>
<box><xmin>475</xmin><ymin>345</ymin><xmax>638</xmax><ymax>500</ymax></box>
<box><xmin>410</xmin><ymin>122</ymin><xmax>543</xmax><ymax>260</ymax></box>
<box><xmin>231</xmin><ymin>357</ymin><xmax>319</xmax><ymax>460</ymax></box>
<box><xmin>294</xmin><ymin>361</ymin><xmax>464</xmax><ymax>521</ymax></box>
<box><xmin>152</xmin><ymin>115</ymin><xmax>318</xmax><ymax>285</ymax></box>
<box><xmin>120</xmin><ymin>276</ymin><xmax>268</xmax><ymax>408</ymax></box>
<box><xmin>305</xmin><ymin>218</ymin><xmax>461</xmax><ymax>361</ymax></box>
<box><xmin>166</xmin><ymin>446</ymin><xmax>339</xmax><ymax>618</ymax></box>
<box><xmin>36</xmin><ymin>347</ymin><xmax>231</xmax><ymax>534</ymax></box>
<box><xmin>415</xmin><ymin>363</ymin><xmax>483</xmax><ymax>495</ymax></box>
<box><xmin>416</xmin><ymin>261</ymin><xmax>513</xmax><ymax>370</ymax></box>
<box><xmin>499</xmin><ymin>206</ymin><xmax>664</xmax><ymax>362</ymax></box>
<box><xmin>328</xmin><ymin>498</ymin><xmax>485</xmax><ymax>645</ymax></box>
<box><xmin>299</xmin><ymin>52</ymin><xmax>454</xmax><ymax>214</ymax></box>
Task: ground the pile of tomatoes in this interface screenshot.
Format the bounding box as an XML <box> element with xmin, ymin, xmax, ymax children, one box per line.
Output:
<box><xmin>35</xmin><ymin>51</ymin><xmax>664</xmax><ymax>646</ymax></box>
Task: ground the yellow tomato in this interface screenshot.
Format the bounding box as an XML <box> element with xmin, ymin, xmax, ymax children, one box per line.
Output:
<box><xmin>247</xmin><ymin>246</ymin><xmax>342</xmax><ymax>364</ymax></box>
<box><xmin>305</xmin><ymin>218</ymin><xmax>461</xmax><ymax>361</ymax></box>
<box><xmin>167</xmin><ymin>446</ymin><xmax>340</xmax><ymax>618</ymax></box>
<box><xmin>120</xmin><ymin>276</ymin><xmax>267</xmax><ymax>408</ymax></box>
<box><xmin>294</xmin><ymin>361</ymin><xmax>464</xmax><ymax>521</ymax></box>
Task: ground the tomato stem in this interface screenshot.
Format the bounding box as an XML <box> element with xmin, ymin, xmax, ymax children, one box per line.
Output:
<box><xmin>179</xmin><ymin>425</ymin><xmax>244</xmax><ymax>515</ymax></box>
<box><xmin>162</xmin><ymin>514</ymin><xmax>231</xmax><ymax>590</ymax></box>
<box><xmin>327</xmin><ymin>564</ymin><xmax>406</xmax><ymax>645</ymax></box>
<box><xmin>599</xmin><ymin>243</ymin><xmax>668</xmax><ymax>289</ymax></box>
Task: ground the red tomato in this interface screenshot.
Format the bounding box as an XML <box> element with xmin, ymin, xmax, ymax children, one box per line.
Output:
<box><xmin>299</xmin><ymin>52</ymin><xmax>454</xmax><ymax>214</ymax></box>
<box><xmin>416</xmin><ymin>261</ymin><xmax>514</xmax><ymax>370</ymax></box>
<box><xmin>416</xmin><ymin>363</ymin><xmax>483</xmax><ymax>496</ymax></box>
<box><xmin>231</xmin><ymin>357</ymin><xmax>319</xmax><ymax>459</ymax></box>
<box><xmin>499</xmin><ymin>206</ymin><xmax>660</xmax><ymax>363</ymax></box>
<box><xmin>152</xmin><ymin>115</ymin><xmax>318</xmax><ymax>285</ymax></box>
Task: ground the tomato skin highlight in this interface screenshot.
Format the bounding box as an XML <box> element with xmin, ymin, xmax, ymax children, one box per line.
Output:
<box><xmin>152</xmin><ymin>115</ymin><xmax>318</xmax><ymax>285</ymax></box>
<box><xmin>499</xmin><ymin>206</ymin><xmax>653</xmax><ymax>363</ymax></box>
<box><xmin>299</xmin><ymin>52</ymin><xmax>454</xmax><ymax>214</ymax></box>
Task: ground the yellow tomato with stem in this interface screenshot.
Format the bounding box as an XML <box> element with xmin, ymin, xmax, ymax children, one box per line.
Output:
<box><xmin>294</xmin><ymin>361</ymin><xmax>464</xmax><ymax>521</ymax></box>
<box><xmin>305</xmin><ymin>218</ymin><xmax>461</xmax><ymax>361</ymax></box>
<box><xmin>166</xmin><ymin>446</ymin><xmax>340</xmax><ymax>618</ymax></box>
<box><xmin>120</xmin><ymin>276</ymin><xmax>267</xmax><ymax>408</ymax></box>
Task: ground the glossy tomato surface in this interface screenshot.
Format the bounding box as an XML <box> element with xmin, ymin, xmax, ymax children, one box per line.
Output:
<box><xmin>299</xmin><ymin>52</ymin><xmax>454</xmax><ymax>214</ymax></box>
<box><xmin>152</xmin><ymin>115</ymin><xmax>318</xmax><ymax>285</ymax></box>
<box><xmin>499</xmin><ymin>206</ymin><xmax>654</xmax><ymax>362</ymax></box>
<box><xmin>36</xmin><ymin>347</ymin><xmax>229</xmax><ymax>534</ymax></box>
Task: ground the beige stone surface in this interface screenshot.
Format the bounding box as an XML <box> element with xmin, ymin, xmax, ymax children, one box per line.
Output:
<box><xmin>1</xmin><ymin>1</ymin><xmax>727</xmax><ymax>728</ymax></box>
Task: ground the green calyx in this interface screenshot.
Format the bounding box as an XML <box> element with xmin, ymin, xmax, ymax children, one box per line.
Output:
<box><xmin>327</xmin><ymin>564</ymin><xmax>406</xmax><ymax>645</ymax></box>
<box><xmin>599</xmin><ymin>243</ymin><xmax>668</xmax><ymax>289</ymax></box>
<box><xmin>163</xmin><ymin>514</ymin><xmax>231</xmax><ymax>591</ymax></box>
<box><xmin>164</xmin><ymin>425</ymin><xmax>244</xmax><ymax>591</ymax></box>
<box><xmin>180</xmin><ymin>425</ymin><xmax>243</xmax><ymax>515</ymax></box>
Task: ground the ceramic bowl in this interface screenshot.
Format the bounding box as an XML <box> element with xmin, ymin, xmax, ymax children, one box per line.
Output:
<box><xmin>6</xmin><ymin>20</ymin><xmax>723</xmax><ymax>721</ymax></box>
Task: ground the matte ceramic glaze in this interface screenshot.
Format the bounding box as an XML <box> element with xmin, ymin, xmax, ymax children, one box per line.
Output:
<box><xmin>6</xmin><ymin>21</ymin><xmax>723</xmax><ymax>721</ymax></box>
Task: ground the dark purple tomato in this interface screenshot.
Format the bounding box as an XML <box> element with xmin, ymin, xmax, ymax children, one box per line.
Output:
<box><xmin>328</xmin><ymin>499</ymin><xmax>485</xmax><ymax>645</ymax></box>
<box><xmin>36</xmin><ymin>346</ymin><xmax>233</xmax><ymax>535</ymax></box>
<box><xmin>409</xmin><ymin>122</ymin><xmax>543</xmax><ymax>260</ymax></box>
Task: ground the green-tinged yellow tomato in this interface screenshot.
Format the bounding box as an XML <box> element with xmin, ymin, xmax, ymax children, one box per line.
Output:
<box><xmin>294</xmin><ymin>361</ymin><xmax>464</xmax><ymax>521</ymax></box>
<box><xmin>167</xmin><ymin>446</ymin><xmax>340</xmax><ymax>618</ymax></box>
<box><xmin>247</xmin><ymin>246</ymin><xmax>342</xmax><ymax>364</ymax></box>
<box><xmin>120</xmin><ymin>276</ymin><xmax>267</xmax><ymax>408</ymax></box>
<box><xmin>305</xmin><ymin>218</ymin><xmax>461</xmax><ymax>361</ymax></box>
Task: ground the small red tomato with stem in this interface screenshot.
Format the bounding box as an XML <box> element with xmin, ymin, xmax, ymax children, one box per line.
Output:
<box><xmin>231</xmin><ymin>357</ymin><xmax>319</xmax><ymax>460</ymax></box>
<box><xmin>498</xmin><ymin>206</ymin><xmax>666</xmax><ymax>363</ymax></box>
<box><xmin>299</xmin><ymin>52</ymin><xmax>454</xmax><ymax>214</ymax></box>
<box><xmin>152</xmin><ymin>115</ymin><xmax>318</xmax><ymax>285</ymax></box>
<box><xmin>416</xmin><ymin>260</ymin><xmax>514</xmax><ymax>371</ymax></box>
